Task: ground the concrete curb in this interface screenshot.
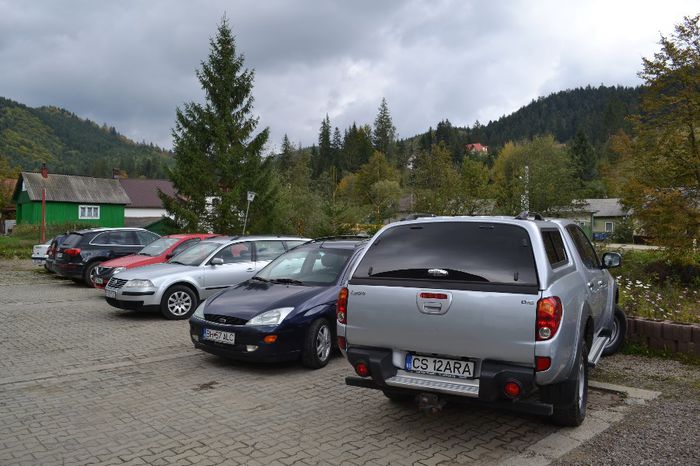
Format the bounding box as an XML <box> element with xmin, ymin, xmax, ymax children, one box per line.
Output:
<box><xmin>498</xmin><ymin>382</ymin><xmax>660</xmax><ymax>465</ymax></box>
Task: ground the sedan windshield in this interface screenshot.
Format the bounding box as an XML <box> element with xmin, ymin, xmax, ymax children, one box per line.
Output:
<box><xmin>169</xmin><ymin>242</ymin><xmax>220</xmax><ymax>266</ymax></box>
<box><xmin>255</xmin><ymin>247</ymin><xmax>353</xmax><ymax>285</ymax></box>
<box><xmin>138</xmin><ymin>237</ymin><xmax>179</xmax><ymax>256</ymax></box>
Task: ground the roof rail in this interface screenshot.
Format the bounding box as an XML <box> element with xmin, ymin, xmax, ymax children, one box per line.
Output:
<box><xmin>515</xmin><ymin>211</ymin><xmax>544</xmax><ymax>221</ymax></box>
<box><xmin>400</xmin><ymin>213</ymin><xmax>436</xmax><ymax>221</ymax></box>
<box><xmin>312</xmin><ymin>234</ymin><xmax>371</xmax><ymax>242</ymax></box>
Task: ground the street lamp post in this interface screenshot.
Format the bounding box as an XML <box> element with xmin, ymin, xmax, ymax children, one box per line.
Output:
<box><xmin>242</xmin><ymin>191</ymin><xmax>256</xmax><ymax>235</ymax></box>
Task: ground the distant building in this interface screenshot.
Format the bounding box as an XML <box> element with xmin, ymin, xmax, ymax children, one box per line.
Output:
<box><xmin>118</xmin><ymin>178</ymin><xmax>176</xmax><ymax>228</ymax></box>
<box><xmin>466</xmin><ymin>143</ymin><xmax>488</xmax><ymax>154</ymax></box>
<box><xmin>1</xmin><ymin>178</ymin><xmax>18</xmax><ymax>234</ymax></box>
<box><xmin>12</xmin><ymin>168</ymin><xmax>131</xmax><ymax>227</ymax></box>
<box><xmin>567</xmin><ymin>198</ymin><xmax>629</xmax><ymax>239</ymax></box>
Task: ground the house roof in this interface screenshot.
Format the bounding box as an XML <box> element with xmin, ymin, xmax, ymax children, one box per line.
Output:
<box><xmin>581</xmin><ymin>198</ymin><xmax>627</xmax><ymax>217</ymax></box>
<box><xmin>15</xmin><ymin>172</ymin><xmax>131</xmax><ymax>204</ymax></box>
<box><xmin>119</xmin><ymin>178</ymin><xmax>176</xmax><ymax>208</ymax></box>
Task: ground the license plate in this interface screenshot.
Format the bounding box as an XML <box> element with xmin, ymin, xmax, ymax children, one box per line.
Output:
<box><xmin>202</xmin><ymin>328</ymin><xmax>236</xmax><ymax>345</ymax></box>
<box><xmin>405</xmin><ymin>354</ymin><xmax>475</xmax><ymax>379</ymax></box>
<box><xmin>57</xmin><ymin>253</ymin><xmax>63</xmax><ymax>258</ymax></box>
<box><xmin>105</xmin><ymin>289</ymin><xmax>116</xmax><ymax>299</ymax></box>
<box><xmin>94</xmin><ymin>277</ymin><xmax>103</xmax><ymax>285</ymax></box>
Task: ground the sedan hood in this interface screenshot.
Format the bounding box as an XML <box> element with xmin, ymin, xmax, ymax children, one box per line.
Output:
<box><xmin>113</xmin><ymin>262</ymin><xmax>190</xmax><ymax>280</ymax></box>
<box><xmin>101</xmin><ymin>254</ymin><xmax>161</xmax><ymax>269</ymax></box>
<box><xmin>204</xmin><ymin>282</ymin><xmax>331</xmax><ymax>321</ymax></box>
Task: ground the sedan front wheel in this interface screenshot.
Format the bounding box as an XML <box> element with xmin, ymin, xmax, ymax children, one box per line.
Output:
<box><xmin>302</xmin><ymin>318</ymin><xmax>332</xmax><ymax>369</ymax></box>
<box><xmin>160</xmin><ymin>285</ymin><xmax>198</xmax><ymax>320</ymax></box>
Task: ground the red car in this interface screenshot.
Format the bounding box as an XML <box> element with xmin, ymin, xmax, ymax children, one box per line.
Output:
<box><xmin>92</xmin><ymin>234</ymin><xmax>218</xmax><ymax>288</ymax></box>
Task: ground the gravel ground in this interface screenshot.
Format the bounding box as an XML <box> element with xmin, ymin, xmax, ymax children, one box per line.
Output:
<box><xmin>555</xmin><ymin>354</ymin><xmax>700</xmax><ymax>465</ymax></box>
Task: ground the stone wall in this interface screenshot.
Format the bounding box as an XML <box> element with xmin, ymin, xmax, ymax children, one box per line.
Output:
<box><xmin>626</xmin><ymin>317</ymin><xmax>700</xmax><ymax>356</ymax></box>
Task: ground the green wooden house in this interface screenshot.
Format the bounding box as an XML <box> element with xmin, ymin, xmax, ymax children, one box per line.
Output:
<box><xmin>12</xmin><ymin>171</ymin><xmax>131</xmax><ymax>227</ymax></box>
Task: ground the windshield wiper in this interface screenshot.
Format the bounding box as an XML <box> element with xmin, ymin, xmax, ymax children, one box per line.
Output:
<box><xmin>169</xmin><ymin>260</ymin><xmax>187</xmax><ymax>265</ymax></box>
<box><xmin>269</xmin><ymin>278</ymin><xmax>305</xmax><ymax>285</ymax></box>
<box><xmin>250</xmin><ymin>276</ymin><xmax>268</xmax><ymax>283</ymax></box>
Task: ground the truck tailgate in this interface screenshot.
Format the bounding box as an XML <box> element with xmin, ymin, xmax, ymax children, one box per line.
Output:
<box><xmin>345</xmin><ymin>284</ymin><xmax>537</xmax><ymax>366</ymax></box>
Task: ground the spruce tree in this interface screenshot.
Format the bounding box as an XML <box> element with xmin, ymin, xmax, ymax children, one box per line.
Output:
<box><xmin>372</xmin><ymin>98</ymin><xmax>396</xmax><ymax>159</ymax></box>
<box><xmin>160</xmin><ymin>17</ymin><xmax>274</xmax><ymax>234</ymax></box>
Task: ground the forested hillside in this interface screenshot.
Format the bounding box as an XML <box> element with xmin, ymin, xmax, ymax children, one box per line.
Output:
<box><xmin>0</xmin><ymin>97</ymin><xmax>171</xmax><ymax>178</ymax></box>
<box><xmin>411</xmin><ymin>85</ymin><xmax>640</xmax><ymax>164</ymax></box>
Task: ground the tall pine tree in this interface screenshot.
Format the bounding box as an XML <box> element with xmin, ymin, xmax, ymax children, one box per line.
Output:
<box><xmin>160</xmin><ymin>17</ymin><xmax>275</xmax><ymax>233</ymax></box>
<box><xmin>372</xmin><ymin>98</ymin><xmax>396</xmax><ymax>160</ymax></box>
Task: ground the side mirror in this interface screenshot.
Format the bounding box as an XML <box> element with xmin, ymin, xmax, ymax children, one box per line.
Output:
<box><xmin>210</xmin><ymin>257</ymin><xmax>224</xmax><ymax>266</ymax></box>
<box><xmin>601</xmin><ymin>252</ymin><xmax>622</xmax><ymax>269</ymax></box>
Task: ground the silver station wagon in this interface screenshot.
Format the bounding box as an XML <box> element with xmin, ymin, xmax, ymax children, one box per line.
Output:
<box><xmin>104</xmin><ymin>235</ymin><xmax>310</xmax><ymax>319</ymax></box>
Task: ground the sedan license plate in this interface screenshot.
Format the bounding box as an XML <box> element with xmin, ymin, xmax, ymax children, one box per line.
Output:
<box><xmin>203</xmin><ymin>328</ymin><xmax>236</xmax><ymax>345</ymax></box>
<box><xmin>105</xmin><ymin>289</ymin><xmax>116</xmax><ymax>299</ymax></box>
<box><xmin>405</xmin><ymin>354</ymin><xmax>474</xmax><ymax>379</ymax></box>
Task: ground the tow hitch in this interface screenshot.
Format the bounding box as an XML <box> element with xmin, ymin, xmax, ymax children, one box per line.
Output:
<box><xmin>417</xmin><ymin>393</ymin><xmax>446</xmax><ymax>413</ymax></box>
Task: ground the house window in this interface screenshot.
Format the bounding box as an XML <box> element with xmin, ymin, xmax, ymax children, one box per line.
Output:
<box><xmin>605</xmin><ymin>221</ymin><xmax>614</xmax><ymax>233</ymax></box>
<box><xmin>79</xmin><ymin>205</ymin><xmax>100</xmax><ymax>220</ymax></box>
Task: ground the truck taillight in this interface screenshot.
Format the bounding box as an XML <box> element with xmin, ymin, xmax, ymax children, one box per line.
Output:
<box><xmin>336</xmin><ymin>287</ymin><xmax>348</xmax><ymax>324</ymax></box>
<box><xmin>64</xmin><ymin>248</ymin><xmax>81</xmax><ymax>256</ymax></box>
<box><xmin>536</xmin><ymin>297</ymin><xmax>562</xmax><ymax>341</ymax></box>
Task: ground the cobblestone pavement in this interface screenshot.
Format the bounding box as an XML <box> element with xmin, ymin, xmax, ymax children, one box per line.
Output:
<box><xmin>1</xmin><ymin>261</ymin><xmax>632</xmax><ymax>465</ymax></box>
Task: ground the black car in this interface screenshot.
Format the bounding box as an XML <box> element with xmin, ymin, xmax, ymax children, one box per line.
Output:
<box><xmin>189</xmin><ymin>237</ymin><xmax>366</xmax><ymax>368</ymax></box>
<box><xmin>54</xmin><ymin>228</ymin><xmax>160</xmax><ymax>285</ymax></box>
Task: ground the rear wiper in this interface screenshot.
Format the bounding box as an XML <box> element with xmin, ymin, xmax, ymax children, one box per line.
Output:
<box><xmin>269</xmin><ymin>278</ymin><xmax>304</xmax><ymax>285</ymax></box>
<box><xmin>250</xmin><ymin>276</ymin><xmax>268</xmax><ymax>283</ymax></box>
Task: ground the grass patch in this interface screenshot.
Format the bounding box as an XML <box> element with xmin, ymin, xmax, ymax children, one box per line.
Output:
<box><xmin>600</xmin><ymin>248</ymin><xmax>700</xmax><ymax>324</ymax></box>
<box><xmin>0</xmin><ymin>222</ymin><xmax>95</xmax><ymax>259</ymax></box>
<box><xmin>622</xmin><ymin>342</ymin><xmax>700</xmax><ymax>366</ymax></box>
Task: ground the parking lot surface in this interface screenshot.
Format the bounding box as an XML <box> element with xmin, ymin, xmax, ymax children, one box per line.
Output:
<box><xmin>0</xmin><ymin>261</ymin><xmax>639</xmax><ymax>465</ymax></box>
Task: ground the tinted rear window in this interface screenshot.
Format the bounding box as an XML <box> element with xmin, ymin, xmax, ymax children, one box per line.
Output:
<box><xmin>353</xmin><ymin>222</ymin><xmax>537</xmax><ymax>286</ymax></box>
<box><xmin>61</xmin><ymin>233</ymin><xmax>83</xmax><ymax>248</ymax></box>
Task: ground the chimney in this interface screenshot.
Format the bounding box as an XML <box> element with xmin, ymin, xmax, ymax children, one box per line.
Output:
<box><xmin>40</xmin><ymin>163</ymin><xmax>48</xmax><ymax>178</ymax></box>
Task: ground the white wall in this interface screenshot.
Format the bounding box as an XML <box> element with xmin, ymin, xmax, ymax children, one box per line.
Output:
<box><xmin>124</xmin><ymin>207</ymin><xmax>168</xmax><ymax>218</ymax></box>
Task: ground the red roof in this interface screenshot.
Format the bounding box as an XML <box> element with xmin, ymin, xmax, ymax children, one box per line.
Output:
<box><xmin>466</xmin><ymin>143</ymin><xmax>488</xmax><ymax>152</ymax></box>
<box><xmin>118</xmin><ymin>179</ymin><xmax>176</xmax><ymax>208</ymax></box>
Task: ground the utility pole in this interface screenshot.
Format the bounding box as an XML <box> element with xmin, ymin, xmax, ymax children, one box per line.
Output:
<box><xmin>520</xmin><ymin>165</ymin><xmax>529</xmax><ymax>212</ymax></box>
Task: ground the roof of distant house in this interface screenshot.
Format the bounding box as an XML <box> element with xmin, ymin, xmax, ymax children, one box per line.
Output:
<box><xmin>14</xmin><ymin>172</ymin><xmax>131</xmax><ymax>204</ymax></box>
<box><xmin>466</xmin><ymin>143</ymin><xmax>488</xmax><ymax>152</ymax></box>
<box><xmin>118</xmin><ymin>178</ymin><xmax>176</xmax><ymax>208</ymax></box>
<box><xmin>581</xmin><ymin>198</ymin><xmax>627</xmax><ymax>217</ymax></box>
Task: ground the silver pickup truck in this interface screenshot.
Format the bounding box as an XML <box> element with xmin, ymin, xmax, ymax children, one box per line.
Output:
<box><xmin>337</xmin><ymin>215</ymin><xmax>625</xmax><ymax>426</ymax></box>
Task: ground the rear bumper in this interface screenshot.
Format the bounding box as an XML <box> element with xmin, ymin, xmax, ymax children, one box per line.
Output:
<box><xmin>344</xmin><ymin>347</ymin><xmax>552</xmax><ymax>416</ymax></box>
<box><xmin>55</xmin><ymin>262</ymin><xmax>84</xmax><ymax>278</ymax></box>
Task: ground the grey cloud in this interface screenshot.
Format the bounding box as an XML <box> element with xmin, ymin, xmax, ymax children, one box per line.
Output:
<box><xmin>0</xmin><ymin>0</ymin><xmax>695</xmax><ymax>151</ymax></box>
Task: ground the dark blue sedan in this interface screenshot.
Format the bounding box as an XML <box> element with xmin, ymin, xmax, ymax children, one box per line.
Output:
<box><xmin>189</xmin><ymin>238</ymin><xmax>366</xmax><ymax>368</ymax></box>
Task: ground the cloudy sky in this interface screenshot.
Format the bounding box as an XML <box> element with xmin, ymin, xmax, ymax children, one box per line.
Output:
<box><xmin>0</xmin><ymin>0</ymin><xmax>696</xmax><ymax>151</ymax></box>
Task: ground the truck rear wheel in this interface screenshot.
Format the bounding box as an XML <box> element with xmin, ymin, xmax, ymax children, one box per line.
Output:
<box><xmin>542</xmin><ymin>339</ymin><xmax>588</xmax><ymax>427</ymax></box>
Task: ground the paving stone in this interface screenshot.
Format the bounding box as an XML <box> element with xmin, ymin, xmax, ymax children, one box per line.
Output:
<box><xmin>0</xmin><ymin>262</ymin><xmax>628</xmax><ymax>465</ymax></box>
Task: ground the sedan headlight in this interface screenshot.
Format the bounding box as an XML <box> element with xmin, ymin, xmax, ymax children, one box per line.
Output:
<box><xmin>112</xmin><ymin>267</ymin><xmax>126</xmax><ymax>275</ymax></box>
<box><xmin>193</xmin><ymin>300</ymin><xmax>206</xmax><ymax>319</ymax></box>
<box><xmin>246</xmin><ymin>307</ymin><xmax>295</xmax><ymax>326</ymax></box>
<box><xmin>125</xmin><ymin>279</ymin><xmax>154</xmax><ymax>288</ymax></box>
